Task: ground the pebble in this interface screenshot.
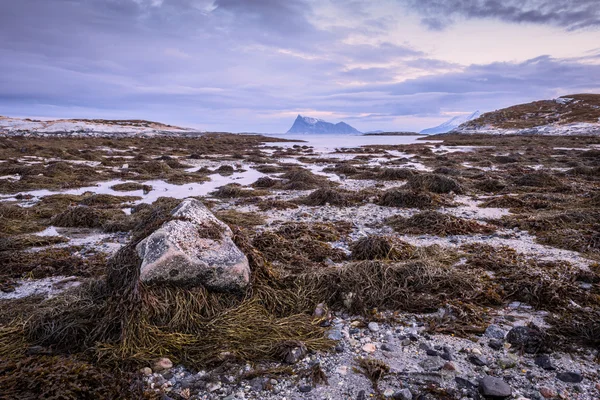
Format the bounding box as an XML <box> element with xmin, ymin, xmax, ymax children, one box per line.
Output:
<box><xmin>383</xmin><ymin>388</ymin><xmax>395</xmax><ymax>397</ymax></box>
<box><xmin>393</xmin><ymin>388</ymin><xmax>413</xmax><ymax>400</ymax></box>
<box><xmin>381</xmin><ymin>343</ymin><xmax>396</xmax><ymax>352</ymax></box>
<box><xmin>206</xmin><ymin>382</ymin><xmax>221</xmax><ymax>392</ymax></box>
<box><xmin>368</xmin><ymin>322</ymin><xmax>380</xmax><ymax>332</ymax></box>
<box><xmin>539</xmin><ymin>387</ymin><xmax>558</xmax><ymax>398</ymax></box>
<box><xmin>153</xmin><ymin>358</ymin><xmax>173</xmax><ymax>372</ymax></box>
<box><xmin>534</xmin><ymin>355</ymin><xmax>556</xmax><ymax>370</ymax></box>
<box><xmin>298</xmin><ymin>385</ymin><xmax>312</xmax><ymax>393</ymax></box>
<box><xmin>485</xmin><ymin>324</ymin><xmax>507</xmax><ymax>340</ymax></box>
<box><xmin>419</xmin><ymin>356</ymin><xmax>445</xmax><ymax>371</ymax></box>
<box><xmin>468</xmin><ymin>355</ymin><xmax>488</xmax><ymax>366</ymax></box>
<box><xmin>140</xmin><ymin>367</ymin><xmax>153</xmax><ymax>376</ymax></box>
<box><xmin>556</xmin><ymin>371</ymin><xmax>583</xmax><ymax>383</ymax></box>
<box><xmin>489</xmin><ymin>339</ymin><xmax>504</xmax><ymax>351</ymax></box>
<box><xmin>362</xmin><ymin>343</ymin><xmax>376</xmax><ymax>353</ymax></box>
<box><xmin>479</xmin><ymin>376</ymin><xmax>512</xmax><ymax>398</ymax></box>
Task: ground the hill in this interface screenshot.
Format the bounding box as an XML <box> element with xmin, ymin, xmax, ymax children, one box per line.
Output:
<box><xmin>454</xmin><ymin>94</ymin><xmax>600</xmax><ymax>135</ymax></box>
<box><xmin>420</xmin><ymin>111</ymin><xmax>481</xmax><ymax>134</ymax></box>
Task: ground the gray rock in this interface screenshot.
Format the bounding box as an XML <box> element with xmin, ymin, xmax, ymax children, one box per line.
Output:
<box><xmin>479</xmin><ymin>376</ymin><xmax>512</xmax><ymax>399</ymax></box>
<box><xmin>393</xmin><ymin>388</ymin><xmax>413</xmax><ymax>400</ymax></box>
<box><xmin>534</xmin><ymin>355</ymin><xmax>555</xmax><ymax>370</ymax></box>
<box><xmin>419</xmin><ymin>356</ymin><xmax>445</xmax><ymax>371</ymax></box>
<box><xmin>136</xmin><ymin>198</ymin><xmax>250</xmax><ymax>291</ymax></box>
<box><xmin>556</xmin><ymin>371</ymin><xmax>583</xmax><ymax>383</ymax></box>
<box><xmin>485</xmin><ymin>324</ymin><xmax>507</xmax><ymax>340</ymax></box>
<box><xmin>298</xmin><ymin>385</ymin><xmax>312</xmax><ymax>393</ymax></box>
<box><xmin>357</xmin><ymin>390</ymin><xmax>367</xmax><ymax>400</ymax></box>
<box><xmin>469</xmin><ymin>355</ymin><xmax>488</xmax><ymax>366</ymax></box>
<box><xmin>381</xmin><ymin>343</ymin><xmax>397</xmax><ymax>352</ymax></box>
<box><xmin>328</xmin><ymin>325</ymin><xmax>344</xmax><ymax>341</ymax></box>
<box><xmin>455</xmin><ymin>376</ymin><xmax>478</xmax><ymax>390</ymax></box>
<box><xmin>368</xmin><ymin>322</ymin><xmax>380</xmax><ymax>332</ymax></box>
<box><xmin>249</xmin><ymin>377</ymin><xmax>265</xmax><ymax>391</ymax></box>
<box><xmin>488</xmin><ymin>339</ymin><xmax>504</xmax><ymax>351</ymax></box>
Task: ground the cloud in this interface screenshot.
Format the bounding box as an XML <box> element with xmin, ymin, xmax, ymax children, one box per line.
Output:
<box><xmin>404</xmin><ymin>0</ymin><xmax>600</xmax><ymax>31</ymax></box>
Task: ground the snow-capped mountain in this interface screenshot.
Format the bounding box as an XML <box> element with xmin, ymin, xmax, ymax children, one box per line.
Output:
<box><xmin>420</xmin><ymin>111</ymin><xmax>481</xmax><ymax>134</ymax></box>
<box><xmin>286</xmin><ymin>115</ymin><xmax>361</xmax><ymax>134</ymax></box>
<box><xmin>0</xmin><ymin>116</ymin><xmax>199</xmax><ymax>137</ymax></box>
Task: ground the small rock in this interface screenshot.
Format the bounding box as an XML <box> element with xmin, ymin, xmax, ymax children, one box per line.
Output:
<box><xmin>140</xmin><ymin>367</ymin><xmax>153</xmax><ymax>376</ymax></box>
<box><xmin>206</xmin><ymin>381</ymin><xmax>222</xmax><ymax>392</ymax></box>
<box><xmin>362</xmin><ymin>343</ymin><xmax>377</xmax><ymax>353</ymax></box>
<box><xmin>335</xmin><ymin>343</ymin><xmax>345</xmax><ymax>353</ymax></box>
<box><xmin>488</xmin><ymin>339</ymin><xmax>504</xmax><ymax>351</ymax></box>
<box><xmin>485</xmin><ymin>324</ymin><xmax>507</xmax><ymax>340</ymax></box>
<box><xmin>383</xmin><ymin>388</ymin><xmax>395</xmax><ymax>397</ymax></box>
<box><xmin>479</xmin><ymin>376</ymin><xmax>512</xmax><ymax>399</ymax></box>
<box><xmin>442</xmin><ymin>362</ymin><xmax>457</xmax><ymax>372</ymax></box>
<box><xmin>284</xmin><ymin>346</ymin><xmax>306</xmax><ymax>364</ymax></box>
<box><xmin>506</xmin><ymin>325</ymin><xmax>543</xmax><ymax>354</ymax></box>
<box><xmin>368</xmin><ymin>322</ymin><xmax>380</xmax><ymax>332</ymax></box>
<box><xmin>249</xmin><ymin>377</ymin><xmax>264</xmax><ymax>391</ymax></box>
<box><xmin>401</xmin><ymin>338</ymin><xmax>412</xmax><ymax>346</ymax></box>
<box><xmin>534</xmin><ymin>355</ymin><xmax>556</xmax><ymax>371</ymax></box>
<box><xmin>349</xmin><ymin>328</ymin><xmax>360</xmax><ymax>335</ymax></box>
<box><xmin>381</xmin><ymin>343</ymin><xmax>396</xmax><ymax>352</ymax></box>
<box><xmin>497</xmin><ymin>357</ymin><xmax>516</xmax><ymax>370</ymax></box>
<box><xmin>314</xmin><ymin>303</ymin><xmax>326</xmax><ymax>318</ymax></box>
<box><xmin>426</xmin><ymin>349</ymin><xmax>440</xmax><ymax>357</ymax></box>
<box><xmin>153</xmin><ymin>358</ymin><xmax>173</xmax><ymax>372</ymax></box>
<box><xmin>419</xmin><ymin>356</ymin><xmax>445</xmax><ymax>372</ymax></box>
<box><xmin>298</xmin><ymin>385</ymin><xmax>312</xmax><ymax>393</ymax></box>
<box><xmin>556</xmin><ymin>372</ymin><xmax>583</xmax><ymax>383</ymax></box>
<box><xmin>469</xmin><ymin>355</ymin><xmax>488</xmax><ymax>366</ymax></box>
<box><xmin>393</xmin><ymin>388</ymin><xmax>413</xmax><ymax>400</ymax></box>
<box><xmin>456</xmin><ymin>376</ymin><xmax>478</xmax><ymax>390</ymax></box>
<box><xmin>539</xmin><ymin>387</ymin><xmax>558</xmax><ymax>398</ymax></box>
<box><xmin>357</xmin><ymin>390</ymin><xmax>367</xmax><ymax>400</ymax></box>
<box><xmin>471</xmin><ymin>348</ymin><xmax>483</xmax><ymax>355</ymax></box>
<box><xmin>328</xmin><ymin>326</ymin><xmax>344</xmax><ymax>341</ymax></box>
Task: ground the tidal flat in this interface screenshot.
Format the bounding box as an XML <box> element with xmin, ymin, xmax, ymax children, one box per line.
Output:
<box><xmin>0</xmin><ymin>133</ymin><xmax>599</xmax><ymax>399</ymax></box>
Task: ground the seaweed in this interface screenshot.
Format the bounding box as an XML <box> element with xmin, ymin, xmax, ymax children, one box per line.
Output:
<box><xmin>377</xmin><ymin>189</ymin><xmax>440</xmax><ymax>208</ymax></box>
<box><xmin>386</xmin><ymin>211</ymin><xmax>495</xmax><ymax>236</ymax></box>
<box><xmin>406</xmin><ymin>173</ymin><xmax>463</xmax><ymax>194</ymax></box>
<box><xmin>350</xmin><ymin>235</ymin><xmax>415</xmax><ymax>261</ymax></box>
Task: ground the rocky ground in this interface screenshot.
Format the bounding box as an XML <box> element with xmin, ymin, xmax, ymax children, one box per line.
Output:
<box><xmin>0</xmin><ymin>133</ymin><xmax>599</xmax><ymax>399</ymax></box>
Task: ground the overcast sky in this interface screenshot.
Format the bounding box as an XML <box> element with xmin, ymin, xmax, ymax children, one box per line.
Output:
<box><xmin>1</xmin><ymin>0</ymin><xmax>599</xmax><ymax>133</ymax></box>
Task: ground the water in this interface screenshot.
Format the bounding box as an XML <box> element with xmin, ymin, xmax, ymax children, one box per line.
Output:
<box><xmin>265</xmin><ymin>133</ymin><xmax>437</xmax><ymax>152</ymax></box>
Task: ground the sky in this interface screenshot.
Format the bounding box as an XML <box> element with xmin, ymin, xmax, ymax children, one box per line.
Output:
<box><xmin>1</xmin><ymin>0</ymin><xmax>599</xmax><ymax>133</ymax></box>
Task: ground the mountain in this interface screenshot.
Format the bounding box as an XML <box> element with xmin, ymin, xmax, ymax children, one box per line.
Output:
<box><xmin>0</xmin><ymin>116</ymin><xmax>199</xmax><ymax>137</ymax></box>
<box><xmin>453</xmin><ymin>94</ymin><xmax>600</xmax><ymax>135</ymax></box>
<box><xmin>286</xmin><ymin>115</ymin><xmax>361</xmax><ymax>134</ymax></box>
<box><xmin>420</xmin><ymin>111</ymin><xmax>481</xmax><ymax>134</ymax></box>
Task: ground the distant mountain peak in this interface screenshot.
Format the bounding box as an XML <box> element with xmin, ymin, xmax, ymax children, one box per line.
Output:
<box><xmin>420</xmin><ymin>111</ymin><xmax>481</xmax><ymax>134</ymax></box>
<box><xmin>287</xmin><ymin>115</ymin><xmax>361</xmax><ymax>134</ymax></box>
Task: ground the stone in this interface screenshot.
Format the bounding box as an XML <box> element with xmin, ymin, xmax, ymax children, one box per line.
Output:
<box><xmin>362</xmin><ymin>343</ymin><xmax>376</xmax><ymax>353</ymax></box>
<box><xmin>153</xmin><ymin>357</ymin><xmax>173</xmax><ymax>371</ymax></box>
<box><xmin>426</xmin><ymin>349</ymin><xmax>441</xmax><ymax>357</ymax></box>
<box><xmin>249</xmin><ymin>377</ymin><xmax>265</xmax><ymax>391</ymax></box>
<box><xmin>479</xmin><ymin>376</ymin><xmax>512</xmax><ymax>399</ymax></box>
<box><xmin>485</xmin><ymin>324</ymin><xmax>507</xmax><ymax>339</ymax></box>
<box><xmin>368</xmin><ymin>322</ymin><xmax>380</xmax><ymax>332</ymax></box>
<box><xmin>328</xmin><ymin>326</ymin><xmax>344</xmax><ymax>341</ymax></box>
<box><xmin>140</xmin><ymin>367</ymin><xmax>153</xmax><ymax>376</ymax></box>
<box><xmin>556</xmin><ymin>372</ymin><xmax>583</xmax><ymax>383</ymax></box>
<box><xmin>383</xmin><ymin>388</ymin><xmax>395</xmax><ymax>397</ymax></box>
<box><xmin>284</xmin><ymin>345</ymin><xmax>306</xmax><ymax>364</ymax></box>
<box><xmin>313</xmin><ymin>303</ymin><xmax>326</xmax><ymax>318</ymax></box>
<box><xmin>357</xmin><ymin>390</ymin><xmax>367</xmax><ymax>400</ymax></box>
<box><xmin>489</xmin><ymin>339</ymin><xmax>504</xmax><ymax>351</ymax></box>
<box><xmin>455</xmin><ymin>376</ymin><xmax>478</xmax><ymax>390</ymax></box>
<box><xmin>419</xmin><ymin>356</ymin><xmax>445</xmax><ymax>371</ymax></box>
<box><xmin>534</xmin><ymin>355</ymin><xmax>555</xmax><ymax>371</ymax></box>
<box><xmin>442</xmin><ymin>362</ymin><xmax>457</xmax><ymax>372</ymax></box>
<box><xmin>381</xmin><ymin>343</ymin><xmax>396</xmax><ymax>352</ymax></box>
<box><xmin>539</xmin><ymin>387</ymin><xmax>558</xmax><ymax>398</ymax></box>
<box><xmin>506</xmin><ymin>325</ymin><xmax>543</xmax><ymax>354</ymax></box>
<box><xmin>298</xmin><ymin>385</ymin><xmax>312</xmax><ymax>393</ymax></box>
<box><xmin>393</xmin><ymin>388</ymin><xmax>413</xmax><ymax>400</ymax></box>
<box><xmin>469</xmin><ymin>355</ymin><xmax>488</xmax><ymax>366</ymax></box>
<box><xmin>206</xmin><ymin>382</ymin><xmax>222</xmax><ymax>392</ymax></box>
<box><xmin>136</xmin><ymin>198</ymin><xmax>250</xmax><ymax>291</ymax></box>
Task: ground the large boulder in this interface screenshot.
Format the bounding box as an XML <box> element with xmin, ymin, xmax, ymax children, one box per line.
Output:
<box><xmin>136</xmin><ymin>198</ymin><xmax>250</xmax><ymax>291</ymax></box>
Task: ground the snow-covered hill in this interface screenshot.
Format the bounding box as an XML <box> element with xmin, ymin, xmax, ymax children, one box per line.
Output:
<box><xmin>420</xmin><ymin>111</ymin><xmax>481</xmax><ymax>134</ymax></box>
<box><xmin>0</xmin><ymin>116</ymin><xmax>199</xmax><ymax>137</ymax></box>
<box><xmin>286</xmin><ymin>115</ymin><xmax>361</xmax><ymax>134</ymax></box>
<box><xmin>453</xmin><ymin>94</ymin><xmax>600</xmax><ymax>135</ymax></box>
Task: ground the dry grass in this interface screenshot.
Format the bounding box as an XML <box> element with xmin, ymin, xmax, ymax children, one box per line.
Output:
<box><xmin>354</xmin><ymin>358</ymin><xmax>389</xmax><ymax>394</ymax></box>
